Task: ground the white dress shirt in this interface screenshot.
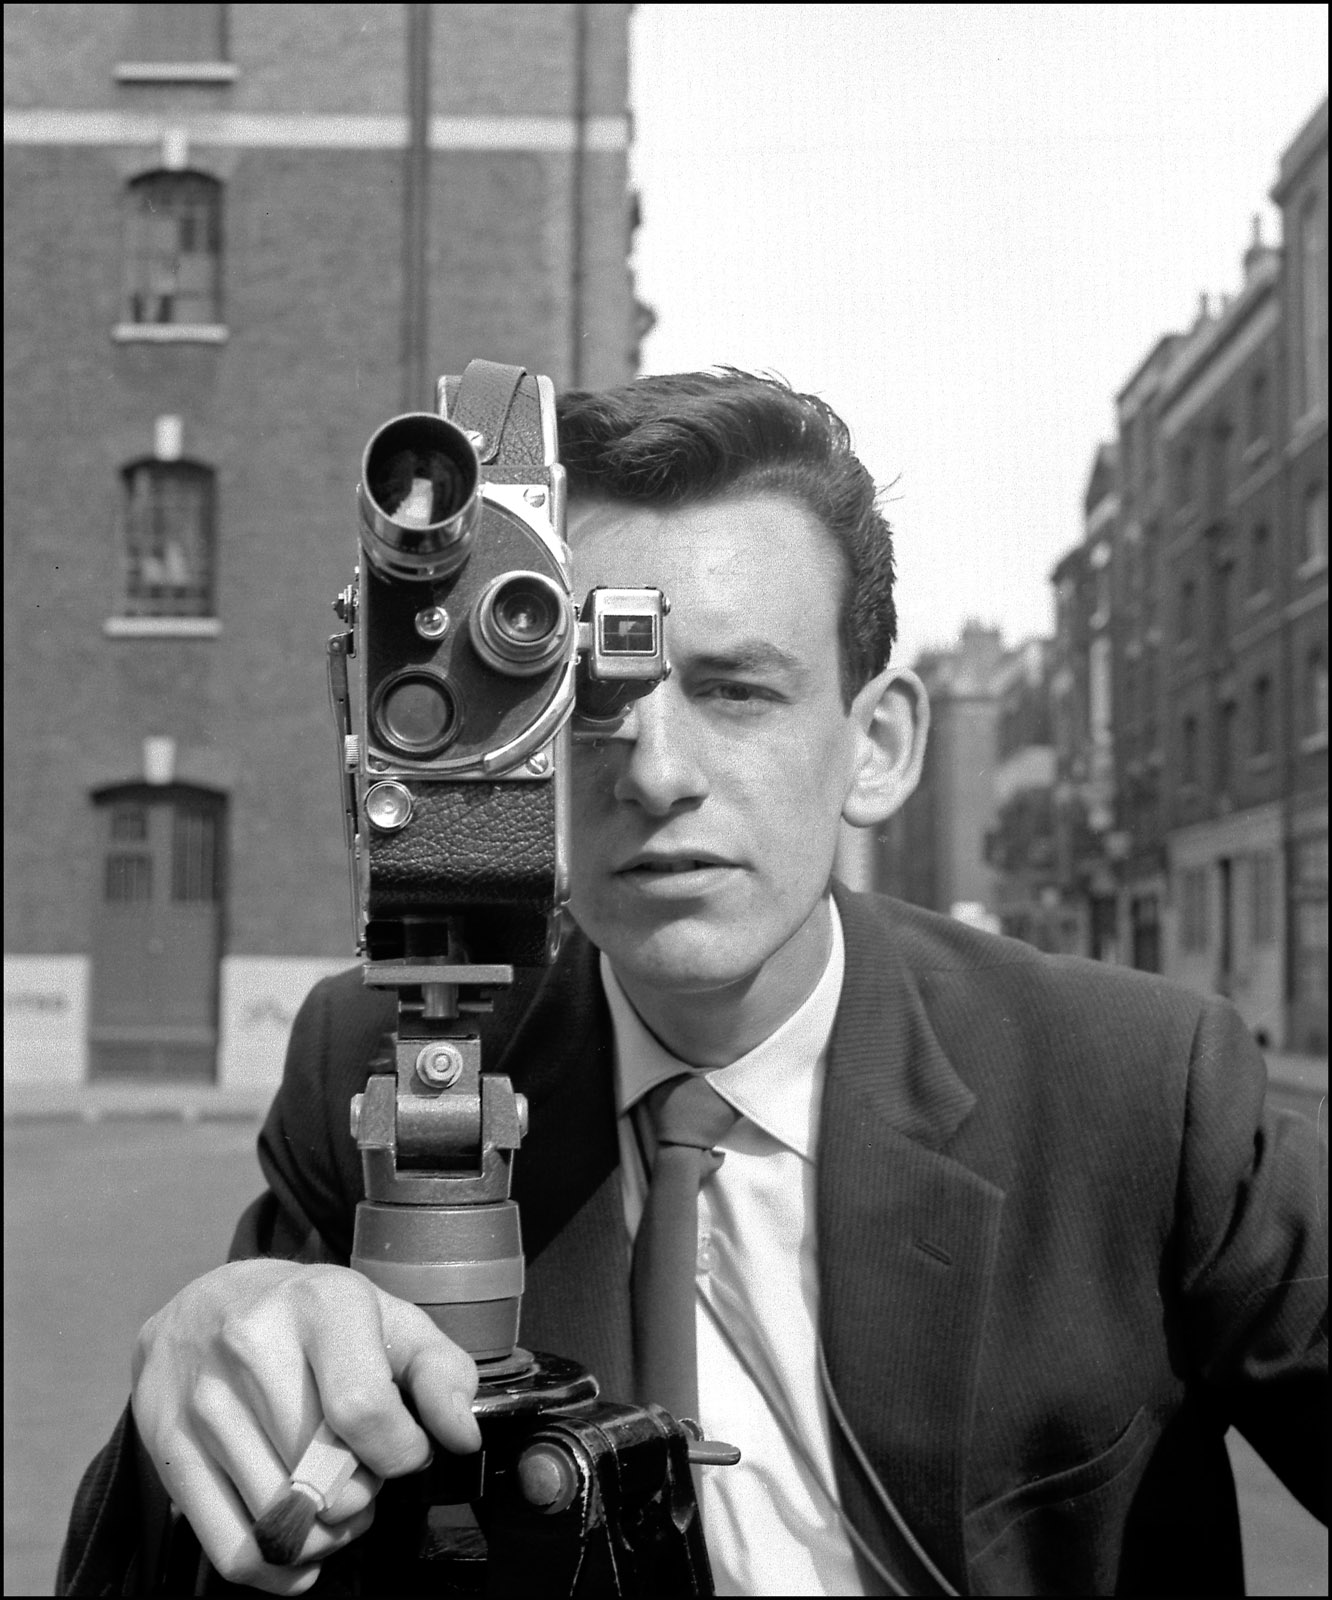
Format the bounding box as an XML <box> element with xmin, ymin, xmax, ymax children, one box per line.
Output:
<box><xmin>602</xmin><ymin>901</ymin><xmax>865</xmax><ymax>1597</ymax></box>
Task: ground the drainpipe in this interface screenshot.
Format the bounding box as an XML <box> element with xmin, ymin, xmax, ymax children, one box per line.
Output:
<box><xmin>402</xmin><ymin>2</ymin><xmax>431</xmax><ymax>410</ymax></box>
<box><xmin>569</xmin><ymin>2</ymin><xmax>589</xmax><ymax>387</ymax></box>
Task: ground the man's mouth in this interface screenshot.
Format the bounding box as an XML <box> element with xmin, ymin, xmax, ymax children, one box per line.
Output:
<box><xmin>614</xmin><ymin>852</ymin><xmax>740</xmax><ymax>881</ymax></box>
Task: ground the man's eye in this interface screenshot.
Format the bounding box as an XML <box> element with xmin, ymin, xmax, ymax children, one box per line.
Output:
<box><xmin>704</xmin><ymin>681</ymin><xmax>777</xmax><ymax>707</ymax></box>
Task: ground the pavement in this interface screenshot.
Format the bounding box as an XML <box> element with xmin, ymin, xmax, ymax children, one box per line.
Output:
<box><xmin>3</xmin><ymin>1050</ymin><xmax>1326</xmax><ymax>1123</ymax></box>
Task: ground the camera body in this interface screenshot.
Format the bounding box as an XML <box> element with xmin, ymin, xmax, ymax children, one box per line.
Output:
<box><xmin>328</xmin><ymin>361</ymin><xmax>667</xmax><ymax>969</ymax></box>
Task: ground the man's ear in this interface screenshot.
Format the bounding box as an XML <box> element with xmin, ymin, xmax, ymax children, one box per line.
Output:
<box><xmin>841</xmin><ymin>666</ymin><xmax>929</xmax><ymax>827</ymax></box>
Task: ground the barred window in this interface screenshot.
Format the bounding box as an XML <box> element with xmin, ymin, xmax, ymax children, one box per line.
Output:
<box><xmin>105</xmin><ymin>853</ymin><xmax>153</xmax><ymax>903</ymax></box>
<box><xmin>123</xmin><ymin>171</ymin><xmax>222</xmax><ymax>326</ymax></box>
<box><xmin>172</xmin><ymin>805</ymin><xmax>220</xmax><ymax>903</ymax></box>
<box><xmin>121</xmin><ymin>460</ymin><xmax>216</xmax><ymax>617</ymax></box>
<box><xmin>110</xmin><ymin>802</ymin><xmax>149</xmax><ymax>842</ymax></box>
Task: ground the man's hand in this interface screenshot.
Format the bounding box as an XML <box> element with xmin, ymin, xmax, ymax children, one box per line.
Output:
<box><xmin>131</xmin><ymin>1259</ymin><xmax>481</xmax><ymax>1595</ymax></box>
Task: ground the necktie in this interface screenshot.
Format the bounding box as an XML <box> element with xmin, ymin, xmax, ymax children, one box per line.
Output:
<box><xmin>630</xmin><ymin>1073</ymin><xmax>740</xmax><ymax>1424</ymax></box>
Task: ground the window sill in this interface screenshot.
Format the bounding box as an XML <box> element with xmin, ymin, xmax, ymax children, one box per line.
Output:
<box><xmin>113</xmin><ymin>324</ymin><xmax>228</xmax><ymax>345</ymax></box>
<box><xmin>104</xmin><ymin>617</ymin><xmax>220</xmax><ymax>638</ymax></box>
<box><xmin>114</xmin><ymin>62</ymin><xmax>239</xmax><ymax>84</ymax></box>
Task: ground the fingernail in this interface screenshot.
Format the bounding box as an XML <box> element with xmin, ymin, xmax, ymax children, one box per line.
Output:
<box><xmin>453</xmin><ymin>1394</ymin><xmax>482</xmax><ymax>1448</ymax></box>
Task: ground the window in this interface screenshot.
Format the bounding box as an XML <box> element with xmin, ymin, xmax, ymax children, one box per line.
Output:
<box><xmin>1215</xmin><ymin>699</ymin><xmax>1237</xmax><ymax>794</ymax></box>
<box><xmin>1179</xmin><ymin>866</ymin><xmax>1209</xmax><ymax>953</ymax></box>
<box><xmin>1250</xmin><ymin>852</ymin><xmax>1277</xmax><ymax>946</ymax></box>
<box><xmin>127</xmin><ymin>3</ymin><xmax>228</xmax><ymax>62</ymax></box>
<box><xmin>1305</xmin><ymin>646</ymin><xmax>1329</xmax><ymax>744</ymax></box>
<box><xmin>1246</xmin><ymin>368</ymin><xmax>1269</xmax><ymax>446</ymax></box>
<box><xmin>1181</xmin><ymin>713</ymin><xmax>1199</xmax><ymax>786</ymax></box>
<box><xmin>1250</xmin><ymin>674</ymin><xmax>1273</xmax><ymax>759</ymax></box>
<box><xmin>1248</xmin><ymin>522</ymin><xmax>1271</xmax><ymax>596</ymax></box>
<box><xmin>120</xmin><ymin>460</ymin><xmax>216</xmax><ymax>617</ymax></box>
<box><xmin>1178</xmin><ymin>576</ymin><xmax>1196</xmax><ymax>641</ymax></box>
<box><xmin>1302</xmin><ymin>482</ymin><xmax>1327</xmax><ymax>572</ymax></box>
<box><xmin>172</xmin><ymin>802</ymin><xmax>222</xmax><ymax>902</ymax></box>
<box><xmin>105</xmin><ymin>853</ymin><xmax>153</xmax><ymax>903</ymax></box>
<box><xmin>1297</xmin><ymin>191</ymin><xmax>1327</xmax><ymax>418</ymax></box>
<box><xmin>1212</xmin><ymin>558</ymin><xmax>1234</xmax><ymax>649</ymax></box>
<box><xmin>123</xmin><ymin>171</ymin><xmax>222</xmax><ymax>326</ymax></box>
<box><xmin>1175</xmin><ymin>444</ymin><xmax>1195</xmax><ymax>510</ymax></box>
<box><xmin>1292</xmin><ymin>836</ymin><xmax>1329</xmax><ymax>1007</ymax></box>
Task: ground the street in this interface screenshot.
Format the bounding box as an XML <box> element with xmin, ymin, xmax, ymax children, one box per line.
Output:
<box><xmin>5</xmin><ymin>1097</ymin><xmax>1327</xmax><ymax>1598</ymax></box>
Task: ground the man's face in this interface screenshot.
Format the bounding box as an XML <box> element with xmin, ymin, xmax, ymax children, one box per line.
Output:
<box><xmin>567</xmin><ymin>492</ymin><xmax>864</xmax><ymax>1008</ymax></box>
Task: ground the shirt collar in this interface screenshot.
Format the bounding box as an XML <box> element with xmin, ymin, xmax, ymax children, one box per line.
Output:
<box><xmin>600</xmin><ymin>898</ymin><xmax>845</xmax><ymax>1162</ymax></box>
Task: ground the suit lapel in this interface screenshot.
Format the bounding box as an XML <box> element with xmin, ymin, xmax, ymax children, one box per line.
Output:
<box><xmin>819</xmin><ymin>886</ymin><xmax>1005</xmax><ymax>1594</ymax></box>
<box><xmin>502</xmin><ymin>933</ymin><xmax>634</xmax><ymax>1400</ymax></box>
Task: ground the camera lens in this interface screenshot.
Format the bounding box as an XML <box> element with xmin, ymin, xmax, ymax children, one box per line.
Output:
<box><xmin>359</xmin><ymin>414</ymin><xmax>481</xmax><ymax>580</ymax></box>
<box><xmin>470</xmin><ymin>571</ymin><xmax>571</xmax><ymax>677</ymax></box>
<box><xmin>372</xmin><ymin>671</ymin><xmax>458</xmax><ymax>757</ymax></box>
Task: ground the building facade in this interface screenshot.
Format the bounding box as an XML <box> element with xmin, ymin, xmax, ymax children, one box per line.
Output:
<box><xmin>876</xmin><ymin>622</ymin><xmax>1007</xmax><ymax>926</ymax></box>
<box><xmin>986</xmin><ymin>637</ymin><xmax>1064</xmax><ymax>952</ymax></box>
<box><xmin>1050</xmin><ymin>96</ymin><xmax>1327</xmax><ymax>1051</ymax></box>
<box><xmin>1272</xmin><ymin>99</ymin><xmax>1329</xmax><ymax>1054</ymax></box>
<box><xmin>1050</xmin><ymin>445</ymin><xmax>1123</xmax><ymax>962</ymax></box>
<box><xmin>4</xmin><ymin>2</ymin><xmax>643</xmax><ymax>1087</ymax></box>
<box><xmin>1156</xmin><ymin>232</ymin><xmax>1289</xmax><ymax>1045</ymax></box>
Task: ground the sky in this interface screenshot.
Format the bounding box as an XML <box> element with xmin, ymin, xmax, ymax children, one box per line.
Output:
<box><xmin>627</xmin><ymin>3</ymin><xmax>1329</xmax><ymax>666</ymax></box>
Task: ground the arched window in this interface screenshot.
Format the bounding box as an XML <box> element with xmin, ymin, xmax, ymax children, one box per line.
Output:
<box><xmin>123</xmin><ymin>171</ymin><xmax>223</xmax><ymax>325</ymax></box>
<box><xmin>120</xmin><ymin>459</ymin><xmax>216</xmax><ymax>617</ymax></box>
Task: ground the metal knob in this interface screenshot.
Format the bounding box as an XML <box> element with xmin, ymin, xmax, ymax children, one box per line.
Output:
<box><xmin>517</xmin><ymin>1441</ymin><xmax>580</xmax><ymax>1514</ymax></box>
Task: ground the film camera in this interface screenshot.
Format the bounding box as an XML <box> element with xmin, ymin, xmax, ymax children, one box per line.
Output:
<box><xmin>320</xmin><ymin>362</ymin><xmax>727</xmax><ymax>1596</ymax></box>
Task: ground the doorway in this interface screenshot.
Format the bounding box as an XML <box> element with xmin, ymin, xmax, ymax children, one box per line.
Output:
<box><xmin>88</xmin><ymin>785</ymin><xmax>225</xmax><ymax>1080</ymax></box>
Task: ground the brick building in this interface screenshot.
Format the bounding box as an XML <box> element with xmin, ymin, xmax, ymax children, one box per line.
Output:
<box><xmin>3</xmin><ymin>2</ymin><xmax>643</xmax><ymax>1087</ymax></box>
<box><xmin>1050</xmin><ymin>96</ymin><xmax>1327</xmax><ymax>1051</ymax></box>
<box><xmin>1273</xmin><ymin>98</ymin><xmax>1329</xmax><ymax>1054</ymax></box>
<box><xmin>1156</xmin><ymin>229</ymin><xmax>1289</xmax><ymax>1044</ymax></box>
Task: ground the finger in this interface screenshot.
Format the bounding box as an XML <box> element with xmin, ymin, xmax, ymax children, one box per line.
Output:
<box><xmin>189</xmin><ymin>1380</ymin><xmax>379</xmax><ymax>1567</ymax></box>
<box><xmin>188</xmin><ymin>1369</ymin><xmax>289</xmax><ymax>1519</ymax></box>
<box><xmin>319</xmin><ymin>1462</ymin><xmax>383</xmax><ymax>1525</ymax></box>
<box><xmin>148</xmin><ymin>1425</ymin><xmax>331</xmax><ymax>1596</ymax></box>
<box><xmin>295</xmin><ymin>1279</ymin><xmax>437</xmax><ymax>1478</ymax></box>
<box><xmin>376</xmin><ymin>1291</ymin><xmax>482</xmax><ymax>1456</ymax></box>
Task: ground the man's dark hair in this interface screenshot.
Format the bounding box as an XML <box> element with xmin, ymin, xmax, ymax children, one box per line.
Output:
<box><xmin>556</xmin><ymin>368</ymin><xmax>896</xmax><ymax>704</ymax></box>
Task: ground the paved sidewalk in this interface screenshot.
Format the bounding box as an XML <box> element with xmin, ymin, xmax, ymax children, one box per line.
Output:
<box><xmin>5</xmin><ymin>1051</ymin><xmax>1325</xmax><ymax>1123</ymax></box>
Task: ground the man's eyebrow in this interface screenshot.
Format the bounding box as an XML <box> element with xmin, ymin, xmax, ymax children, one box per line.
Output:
<box><xmin>685</xmin><ymin>640</ymin><xmax>808</xmax><ymax>677</ymax></box>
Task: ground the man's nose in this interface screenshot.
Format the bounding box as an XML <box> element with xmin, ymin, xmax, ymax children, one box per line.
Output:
<box><xmin>609</xmin><ymin>685</ymin><xmax>709</xmax><ymax>815</ymax></box>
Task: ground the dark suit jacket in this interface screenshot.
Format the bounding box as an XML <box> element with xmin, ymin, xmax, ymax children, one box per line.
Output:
<box><xmin>58</xmin><ymin>887</ymin><xmax>1326</xmax><ymax>1596</ymax></box>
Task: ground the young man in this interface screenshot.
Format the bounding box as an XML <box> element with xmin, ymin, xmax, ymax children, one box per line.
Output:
<box><xmin>61</xmin><ymin>371</ymin><xmax>1325</xmax><ymax>1597</ymax></box>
